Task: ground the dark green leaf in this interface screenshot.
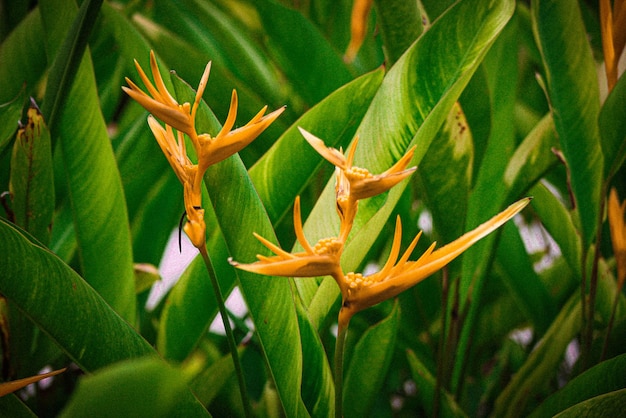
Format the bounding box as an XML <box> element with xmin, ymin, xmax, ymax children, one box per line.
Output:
<box><xmin>343</xmin><ymin>302</ymin><xmax>399</xmax><ymax>417</ymax></box>
<box><xmin>255</xmin><ymin>0</ymin><xmax>353</xmax><ymax>106</ymax></box>
<box><xmin>41</xmin><ymin>0</ymin><xmax>136</xmax><ymax>321</ymax></box>
<box><xmin>599</xmin><ymin>69</ymin><xmax>626</xmax><ymax>180</ymax></box>
<box><xmin>9</xmin><ymin>104</ymin><xmax>54</xmax><ymax>245</ymax></box>
<box><xmin>532</xmin><ymin>0</ymin><xmax>603</xmax><ymax>249</ymax></box>
<box><xmin>0</xmin><ymin>89</ymin><xmax>24</xmax><ymax>153</ymax></box>
<box><xmin>59</xmin><ymin>356</ymin><xmax>209</xmax><ymax>418</ymax></box>
<box><xmin>529</xmin><ymin>353</ymin><xmax>626</xmax><ymax>417</ymax></box>
<box><xmin>554</xmin><ymin>389</ymin><xmax>626</xmax><ymax>418</ymax></box>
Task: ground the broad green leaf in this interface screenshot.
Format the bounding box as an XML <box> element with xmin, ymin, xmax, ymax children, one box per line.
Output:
<box><xmin>0</xmin><ymin>8</ymin><xmax>46</xmax><ymax>104</ymax></box>
<box><xmin>496</xmin><ymin>221</ymin><xmax>556</xmax><ymax>334</ymax></box>
<box><xmin>255</xmin><ymin>0</ymin><xmax>353</xmax><ymax>106</ymax></box>
<box><xmin>529</xmin><ymin>183</ymin><xmax>582</xmax><ymax>277</ymax></box>
<box><xmin>554</xmin><ymin>389</ymin><xmax>626</xmax><ymax>418</ymax></box>
<box><xmin>528</xmin><ymin>353</ymin><xmax>626</xmax><ymax>417</ymax></box>
<box><xmin>599</xmin><ymin>70</ymin><xmax>626</xmax><ymax>180</ymax></box>
<box><xmin>171</xmin><ymin>77</ymin><xmax>308</xmax><ymax>417</ymax></box>
<box><xmin>0</xmin><ymin>219</ymin><xmax>209</xmax><ymax>415</ymax></box>
<box><xmin>503</xmin><ymin>113</ymin><xmax>558</xmax><ymax>198</ymax></box>
<box><xmin>0</xmin><ymin>395</ymin><xmax>37</xmax><ymax>418</ymax></box>
<box><xmin>59</xmin><ymin>356</ymin><xmax>209</xmax><ymax>418</ymax></box>
<box><xmin>40</xmin><ymin>0</ymin><xmax>135</xmax><ymax>321</ymax></box>
<box><xmin>532</xmin><ymin>0</ymin><xmax>603</xmax><ymax>249</ymax></box>
<box><xmin>416</xmin><ymin>101</ymin><xmax>473</xmax><ymax>245</ymax></box>
<box><xmin>296</xmin><ymin>293</ymin><xmax>334</xmax><ymax>418</ymax></box>
<box><xmin>0</xmin><ymin>89</ymin><xmax>24</xmax><ymax>153</ymax></box>
<box><xmin>250</xmin><ymin>69</ymin><xmax>384</xmax><ymax>226</ymax></box>
<box><xmin>305</xmin><ymin>0</ymin><xmax>516</xmax><ymax>327</ymax></box>
<box><xmin>189</xmin><ymin>347</ymin><xmax>241</xmax><ymax>408</ymax></box>
<box><xmin>343</xmin><ymin>302</ymin><xmax>400</xmax><ymax>417</ymax></box>
<box><xmin>406</xmin><ymin>349</ymin><xmax>468</xmax><ymax>418</ymax></box>
<box><xmin>157</xmin><ymin>0</ymin><xmax>283</xmax><ymax>107</ymax></box>
<box><xmin>40</xmin><ymin>0</ymin><xmax>103</xmax><ymax>131</ymax></box>
<box><xmin>0</xmin><ymin>218</ymin><xmax>152</xmax><ymax>368</ymax></box>
<box><xmin>9</xmin><ymin>105</ymin><xmax>54</xmax><ymax>245</ymax></box>
<box><xmin>453</xmin><ymin>12</ymin><xmax>524</xmax><ymax>389</ymax></box>
<box><xmin>375</xmin><ymin>0</ymin><xmax>424</xmax><ymax>66</ymax></box>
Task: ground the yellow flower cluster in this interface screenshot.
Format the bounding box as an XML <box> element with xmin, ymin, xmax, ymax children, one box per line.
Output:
<box><xmin>232</xmin><ymin>128</ymin><xmax>530</xmax><ymax>327</ymax></box>
<box><xmin>123</xmin><ymin>51</ymin><xmax>284</xmax><ymax>248</ymax></box>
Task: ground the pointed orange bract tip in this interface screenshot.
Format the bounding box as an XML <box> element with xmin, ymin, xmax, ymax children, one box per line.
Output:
<box><xmin>609</xmin><ymin>188</ymin><xmax>626</xmax><ymax>290</ymax></box>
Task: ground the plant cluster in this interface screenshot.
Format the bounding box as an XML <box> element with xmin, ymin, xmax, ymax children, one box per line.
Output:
<box><xmin>0</xmin><ymin>0</ymin><xmax>625</xmax><ymax>417</ymax></box>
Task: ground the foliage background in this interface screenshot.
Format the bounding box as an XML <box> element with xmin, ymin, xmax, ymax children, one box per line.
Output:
<box><xmin>0</xmin><ymin>0</ymin><xmax>625</xmax><ymax>416</ymax></box>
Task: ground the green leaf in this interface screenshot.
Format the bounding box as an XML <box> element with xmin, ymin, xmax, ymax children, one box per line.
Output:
<box><xmin>531</xmin><ymin>0</ymin><xmax>603</xmax><ymax>249</ymax></box>
<box><xmin>40</xmin><ymin>0</ymin><xmax>135</xmax><ymax>321</ymax></box>
<box><xmin>296</xmin><ymin>293</ymin><xmax>335</xmax><ymax>418</ymax></box>
<box><xmin>0</xmin><ymin>395</ymin><xmax>37</xmax><ymax>418</ymax></box>
<box><xmin>0</xmin><ymin>89</ymin><xmax>24</xmax><ymax>154</ymax></box>
<box><xmin>343</xmin><ymin>302</ymin><xmax>400</xmax><ymax>418</ymax></box>
<box><xmin>496</xmin><ymin>221</ymin><xmax>556</xmax><ymax>334</ymax></box>
<box><xmin>406</xmin><ymin>349</ymin><xmax>468</xmax><ymax>417</ymax></box>
<box><xmin>59</xmin><ymin>356</ymin><xmax>209</xmax><ymax>418</ymax></box>
<box><xmin>9</xmin><ymin>104</ymin><xmax>54</xmax><ymax>245</ymax></box>
<box><xmin>0</xmin><ymin>219</ymin><xmax>209</xmax><ymax>415</ymax></box>
<box><xmin>554</xmin><ymin>389</ymin><xmax>626</xmax><ymax>418</ymax></box>
<box><xmin>255</xmin><ymin>0</ymin><xmax>353</xmax><ymax>106</ymax></box>
<box><xmin>529</xmin><ymin>353</ymin><xmax>626</xmax><ymax>417</ymax></box>
<box><xmin>305</xmin><ymin>0</ymin><xmax>516</xmax><ymax>327</ymax></box>
<box><xmin>453</xmin><ymin>12</ymin><xmax>526</xmax><ymax>390</ymax></box>
<box><xmin>0</xmin><ymin>8</ymin><xmax>47</xmax><ymax>104</ymax></box>
<box><xmin>599</xmin><ymin>69</ymin><xmax>626</xmax><ymax>180</ymax></box>
<box><xmin>529</xmin><ymin>182</ymin><xmax>582</xmax><ymax>277</ymax></box>
<box><xmin>0</xmin><ymin>218</ymin><xmax>152</xmax><ymax>369</ymax></box>
<box><xmin>416</xmin><ymin>102</ymin><xmax>473</xmax><ymax>245</ymax></box>
<box><xmin>40</xmin><ymin>0</ymin><xmax>104</xmax><ymax>131</ymax></box>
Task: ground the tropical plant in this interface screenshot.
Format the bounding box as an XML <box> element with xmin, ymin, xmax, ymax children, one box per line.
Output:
<box><xmin>0</xmin><ymin>0</ymin><xmax>625</xmax><ymax>417</ymax></box>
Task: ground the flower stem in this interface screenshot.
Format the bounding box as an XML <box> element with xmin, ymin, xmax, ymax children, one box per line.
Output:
<box><xmin>199</xmin><ymin>244</ymin><xmax>252</xmax><ymax>418</ymax></box>
<box><xmin>334</xmin><ymin>316</ymin><xmax>349</xmax><ymax>418</ymax></box>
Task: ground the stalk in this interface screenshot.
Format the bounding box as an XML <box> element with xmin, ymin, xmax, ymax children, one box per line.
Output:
<box><xmin>199</xmin><ymin>244</ymin><xmax>252</xmax><ymax>418</ymax></box>
<box><xmin>334</xmin><ymin>317</ymin><xmax>349</xmax><ymax>418</ymax></box>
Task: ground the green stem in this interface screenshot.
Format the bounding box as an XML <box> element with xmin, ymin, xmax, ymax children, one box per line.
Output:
<box><xmin>334</xmin><ymin>318</ymin><xmax>349</xmax><ymax>418</ymax></box>
<box><xmin>199</xmin><ymin>244</ymin><xmax>252</xmax><ymax>418</ymax></box>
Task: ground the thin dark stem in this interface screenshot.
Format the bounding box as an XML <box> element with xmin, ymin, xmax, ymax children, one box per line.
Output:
<box><xmin>602</xmin><ymin>286</ymin><xmax>622</xmax><ymax>361</ymax></box>
<box><xmin>434</xmin><ymin>268</ymin><xmax>450</xmax><ymax>418</ymax></box>
<box><xmin>334</xmin><ymin>317</ymin><xmax>349</xmax><ymax>418</ymax></box>
<box><xmin>199</xmin><ymin>244</ymin><xmax>252</xmax><ymax>418</ymax></box>
<box><xmin>582</xmin><ymin>190</ymin><xmax>606</xmax><ymax>371</ymax></box>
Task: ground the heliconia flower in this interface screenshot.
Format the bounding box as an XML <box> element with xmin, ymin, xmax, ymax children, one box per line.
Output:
<box><xmin>195</xmin><ymin>95</ymin><xmax>285</xmax><ymax>175</ymax></box>
<box><xmin>123</xmin><ymin>50</ymin><xmax>206</xmax><ymax>136</ymax></box>
<box><xmin>230</xmin><ymin>196</ymin><xmax>344</xmax><ymax>278</ymax></box>
<box><xmin>337</xmin><ymin>197</ymin><xmax>532</xmax><ymax>327</ymax></box>
<box><xmin>123</xmin><ymin>51</ymin><xmax>285</xmax><ymax>182</ymax></box>
<box><xmin>298</xmin><ymin>127</ymin><xmax>417</xmax><ymax>202</ymax></box>
<box><xmin>124</xmin><ymin>51</ymin><xmax>284</xmax><ymax>249</ymax></box>
<box><xmin>609</xmin><ymin>188</ymin><xmax>626</xmax><ymax>292</ymax></box>
<box><xmin>299</xmin><ymin>127</ymin><xmax>416</xmax><ymax>241</ymax></box>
